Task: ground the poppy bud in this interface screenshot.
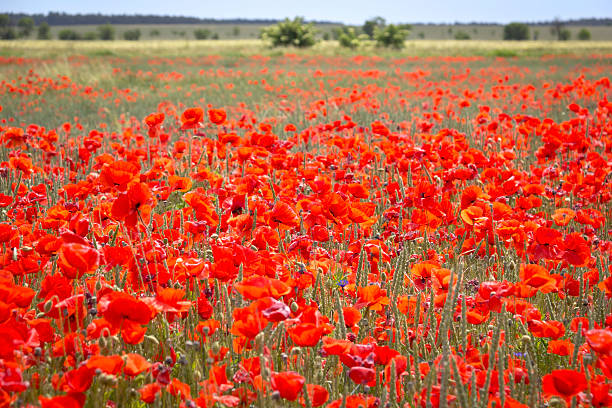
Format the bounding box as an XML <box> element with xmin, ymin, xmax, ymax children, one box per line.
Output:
<box><xmin>211</xmin><ymin>341</ymin><xmax>220</xmax><ymax>355</ymax></box>
<box><xmin>290</xmin><ymin>302</ymin><xmax>299</xmax><ymax>313</ymax></box>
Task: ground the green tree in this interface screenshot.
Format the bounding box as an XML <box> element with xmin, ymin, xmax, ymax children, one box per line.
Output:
<box><xmin>551</xmin><ymin>17</ymin><xmax>565</xmax><ymax>40</ymax></box>
<box><xmin>0</xmin><ymin>14</ymin><xmax>16</xmax><ymax>40</ymax></box>
<box><xmin>454</xmin><ymin>31</ymin><xmax>471</xmax><ymax>40</ymax></box>
<box><xmin>232</xmin><ymin>26</ymin><xmax>240</xmax><ymax>37</ymax></box>
<box><xmin>559</xmin><ymin>29</ymin><xmax>571</xmax><ymax>41</ymax></box>
<box><xmin>362</xmin><ymin>17</ymin><xmax>385</xmax><ymax>39</ymax></box>
<box><xmin>375</xmin><ymin>24</ymin><xmax>408</xmax><ymax>49</ymax></box>
<box><xmin>97</xmin><ymin>24</ymin><xmax>115</xmax><ymax>40</ymax></box>
<box><xmin>58</xmin><ymin>29</ymin><xmax>80</xmax><ymax>40</ymax></box>
<box><xmin>37</xmin><ymin>22</ymin><xmax>51</xmax><ymax>39</ymax></box>
<box><xmin>17</xmin><ymin>17</ymin><xmax>34</xmax><ymax>38</ymax></box>
<box><xmin>194</xmin><ymin>28</ymin><xmax>211</xmax><ymax>40</ymax></box>
<box><xmin>578</xmin><ymin>28</ymin><xmax>591</xmax><ymax>41</ymax></box>
<box><xmin>503</xmin><ymin>22</ymin><xmax>529</xmax><ymax>40</ymax></box>
<box><xmin>82</xmin><ymin>31</ymin><xmax>97</xmax><ymax>40</ymax></box>
<box><xmin>338</xmin><ymin>27</ymin><xmax>360</xmax><ymax>49</ymax></box>
<box><xmin>262</xmin><ymin>17</ymin><xmax>317</xmax><ymax>48</ymax></box>
<box><xmin>123</xmin><ymin>29</ymin><xmax>141</xmax><ymax>41</ymax></box>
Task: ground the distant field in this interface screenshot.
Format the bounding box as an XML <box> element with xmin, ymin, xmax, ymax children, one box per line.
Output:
<box><xmin>2</xmin><ymin>39</ymin><xmax>612</xmax><ymax>58</ymax></box>
<box><xmin>30</xmin><ymin>23</ymin><xmax>612</xmax><ymax>41</ymax></box>
<box><xmin>409</xmin><ymin>24</ymin><xmax>612</xmax><ymax>41</ymax></box>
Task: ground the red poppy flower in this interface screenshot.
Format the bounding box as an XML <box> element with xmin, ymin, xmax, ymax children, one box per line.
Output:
<box><xmin>180</xmin><ymin>107</ymin><xmax>204</xmax><ymax>130</ymax></box>
<box><xmin>57</xmin><ymin>243</ymin><xmax>99</xmax><ymax>279</ymax></box>
<box><xmin>208</xmin><ymin>108</ymin><xmax>227</xmax><ymax>125</ymax></box>
<box><xmin>271</xmin><ymin>371</ymin><xmax>305</xmax><ymax>401</ymax></box>
<box><xmin>586</xmin><ymin>329</ymin><xmax>612</xmax><ymax>356</ymax></box>
<box><xmin>542</xmin><ymin>369</ymin><xmax>587</xmax><ymax>400</ymax></box>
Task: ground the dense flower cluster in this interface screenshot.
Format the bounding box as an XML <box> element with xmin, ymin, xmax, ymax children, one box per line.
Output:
<box><xmin>0</xmin><ymin>53</ymin><xmax>609</xmax><ymax>407</ymax></box>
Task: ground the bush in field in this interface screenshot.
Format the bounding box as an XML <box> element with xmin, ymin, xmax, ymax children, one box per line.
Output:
<box><xmin>58</xmin><ymin>29</ymin><xmax>80</xmax><ymax>40</ymax></box>
<box><xmin>362</xmin><ymin>16</ymin><xmax>385</xmax><ymax>39</ymax></box>
<box><xmin>0</xmin><ymin>14</ymin><xmax>16</xmax><ymax>40</ymax></box>
<box><xmin>82</xmin><ymin>32</ymin><xmax>97</xmax><ymax>40</ymax></box>
<box><xmin>262</xmin><ymin>17</ymin><xmax>317</xmax><ymax>48</ymax></box>
<box><xmin>454</xmin><ymin>30</ymin><xmax>471</xmax><ymax>40</ymax></box>
<box><xmin>37</xmin><ymin>22</ymin><xmax>51</xmax><ymax>39</ymax></box>
<box><xmin>375</xmin><ymin>24</ymin><xmax>408</xmax><ymax>49</ymax></box>
<box><xmin>17</xmin><ymin>17</ymin><xmax>34</xmax><ymax>38</ymax></box>
<box><xmin>503</xmin><ymin>22</ymin><xmax>529</xmax><ymax>40</ymax></box>
<box><xmin>338</xmin><ymin>27</ymin><xmax>361</xmax><ymax>49</ymax></box>
<box><xmin>194</xmin><ymin>28</ymin><xmax>211</xmax><ymax>40</ymax></box>
<box><xmin>559</xmin><ymin>29</ymin><xmax>571</xmax><ymax>41</ymax></box>
<box><xmin>97</xmin><ymin>24</ymin><xmax>115</xmax><ymax>40</ymax></box>
<box><xmin>578</xmin><ymin>28</ymin><xmax>591</xmax><ymax>41</ymax></box>
<box><xmin>123</xmin><ymin>29</ymin><xmax>141</xmax><ymax>41</ymax></box>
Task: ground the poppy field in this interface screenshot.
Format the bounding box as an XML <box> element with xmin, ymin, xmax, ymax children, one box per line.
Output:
<box><xmin>0</xmin><ymin>50</ymin><xmax>611</xmax><ymax>407</ymax></box>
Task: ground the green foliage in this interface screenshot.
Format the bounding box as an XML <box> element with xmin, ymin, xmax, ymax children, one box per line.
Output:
<box><xmin>149</xmin><ymin>29</ymin><xmax>160</xmax><ymax>37</ymax></box>
<box><xmin>37</xmin><ymin>22</ymin><xmax>51</xmax><ymax>39</ymax></box>
<box><xmin>82</xmin><ymin>32</ymin><xmax>97</xmax><ymax>40</ymax></box>
<box><xmin>232</xmin><ymin>26</ymin><xmax>240</xmax><ymax>37</ymax></box>
<box><xmin>504</xmin><ymin>22</ymin><xmax>529</xmax><ymax>40</ymax></box>
<box><xmin>559</xmin><ymin>29</ymin><xmax>571</xmax><ymax>41</ymax></box>
<box><xmin>454</xmin><ymin>31</ymin><xmax>471</xmax><ymax>40</ymax></box>
<box><xmin>578</xmin><ymin>28</ymin><xmax>591</xmax><ymax>41</ymax></box>
<box><xmin>58</xmin><ymin>29</ymin><xmax>81</xmax><ymax>40</ymax></box>
<box><xmin>123</xmin><ymin>29</ymin><xmax>141</xmax><ymax>41</ymax></box>
<box><xmin>17</xmin><ymin>17</ymin><xmax>34</xmax><ymax>38</ymax></box>
<box><xmin>97</xmin><ymin>24</ymin><xmax>115</xmax><ymax>40</ymax></box>
<box><xmin>194</xmin><ymin>28</ymin><xmax>211</xmax><ymax>40</ymax></box>
<box><xmin>211</xmin><ymin>32</ymin><xmax>219</xmax><ymax>40</ymax></box>
<box><xmin>363</xmin><ymin>17</ymin><xmax>385</xmax><ymax>39</ymax></box>
<box><xmin>338</xmin><ymin>27</ymin><xmax>360</xmax><ymax>49</ymax></box>
<box><xmin>0</xmin><ymin>14</ymin><xmax>16</xmax><ymax>40</ymax></box>
<box><xmin>375</xmin><ymin>24</ymin><xmax>409</xmax><ymax>49</ymax></box>
<box><xmin>262</xmin><ymin>17</ymin><xmax>317</xmax><ymax>48</ymax></box>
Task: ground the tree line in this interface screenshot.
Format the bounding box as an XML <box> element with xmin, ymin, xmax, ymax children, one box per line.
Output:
<box><xmin>0</xmin><ymin>12</ymin><xmax>339</xmax><ymax>26</ymax></box>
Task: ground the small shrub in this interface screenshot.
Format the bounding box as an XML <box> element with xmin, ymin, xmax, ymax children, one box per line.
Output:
<box><xmin>262</xmin><ymin>17</ymin><xmax>317</xmax><ymax>48</ymax></box>
<box><xmin>454</xmin><ymin>31</ymin><xmax>471</xmax><ymax>40</ymax></box>
<box><xmin>82</xmin><ymin>32</ymin><xmax>97</xmax><ymax>41</ymax></box>
<box><xmin>97</xmin><ymin>24</ymin><xmax>115</xmax><ymax>40</ymax></box>
<box><xmin>123</xmin><ymin>29</ymin><xmax>141</xmax><ymax>41</ymax></box>
<box><xmin>559</xmin><ymin>29</ymin><xmax>571</xmax><ymax>41</ymax></box>
<box><xmin>578</xmin><ymin>29</ymin><xmax>591</xmax><ymax>41</ymax></box>
<box><xmin>194</xmin><ymin>29</ymin><xmax>211</xmax><ymax>40</ymax></box>
<box><xmin>338</xmin><ymin>27</ymin><xmax>360</xmax><ymax>49</ymax></box>
<box><xmin>375</xmin><ymin>24</ymin><xmax>408</xmax><ymax>49</ymax></box>
<box><xmin>504</xmin><ymin>23</ymin><xmax>529</xmax><ymax>40</ymax></box>
<box><xmin>58</xmin><ymin>29</ymin><xmax>80</xmax><ymax>40</ymax></box>
<box><xmin>37</xmin><ymin>22</ymin><xmax>51</xmax><ymax>39</ymax></box>
<box><xmin>150</xmin><ymin>29</ymin><xmax>160</xmax><ymax>37</ymax></box>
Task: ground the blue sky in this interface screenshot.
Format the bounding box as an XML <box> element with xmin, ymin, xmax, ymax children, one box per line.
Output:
<box><xmin>4</xmin><ymin>0</ymin><xmax>610</xmax><ymax>25</ymax></box>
